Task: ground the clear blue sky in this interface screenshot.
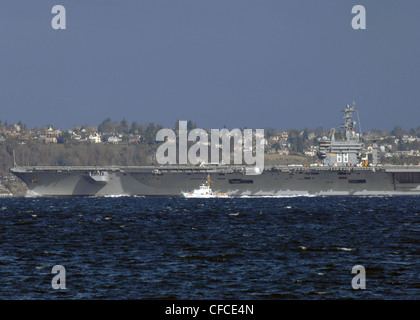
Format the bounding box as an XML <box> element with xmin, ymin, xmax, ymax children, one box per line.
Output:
<box><xmin>0</xmin><ymin>0</ymin><xmax>419</xmax><ymax>131</ymax></box>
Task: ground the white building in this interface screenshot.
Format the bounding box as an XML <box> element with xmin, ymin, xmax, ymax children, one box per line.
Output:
<box><xmin>89</xmin><ymin>133</ymin><xmax>102</xmax><ymax>143</ymax></box>
<box><xmin>107</xmin><ymin>136</ymin><xmax>122</xmax><ymax>144</ymax></box>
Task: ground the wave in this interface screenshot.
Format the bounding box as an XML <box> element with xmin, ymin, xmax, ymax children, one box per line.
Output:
<box><xmin>334</xmin><ymin>247</ymin><xmax>356</xmax><ymax>251</ymax></box>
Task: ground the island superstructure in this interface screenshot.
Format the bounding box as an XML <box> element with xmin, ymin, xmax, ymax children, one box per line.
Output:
<box><xmin>10</xmin><ymin>104</ymin><xmax>420</xmax><ymax>196</ymax></box>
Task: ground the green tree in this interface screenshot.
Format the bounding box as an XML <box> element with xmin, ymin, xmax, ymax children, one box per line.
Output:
<box><xmin>187</xmin><ymin>120</ymin><xmax>197</xmax><ymax>131</ymax></box>
<box><xmin>264</xmin><ymin>127</ymin><xmax>278</xmax><ymax>139</ymax></box>
<box><xmin>144</xmin><ymin>123</ymin><xmax>156</xmax><ymax>144</ymax></box>
<box><xmin>302</xmin><ymin>128</ymin><xmax>309</xmax><ymax>141</ymax></box>
<box><xmin>57</xmin><ymin>131</ymin><xmax>72</xmax><ymax>144</ymax></box>
<box><xmin>119</xmin><ymin>118</ymin><xmax>129</xmax><ymax>134</ymax></box>
<box><xmin>288</xmin><ymin>129</ymin><xmax>304</xmax><ymax>153</ymax></box>
<box><xmin>129</xmin><ymin>121</ymin><xmax>139</xmax><ymax>134</ymax></box>
<box><xmin>98</xmin><ymin>118</ymin><xmax>113</xmax><ymax>133</ymax></box>
<box><xmin>391</xmin><ymin>125</ymin><xmax>404</xmax><ymax>138</ymax></box>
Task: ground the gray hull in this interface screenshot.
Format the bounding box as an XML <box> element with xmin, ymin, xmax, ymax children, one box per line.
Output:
<box><xmin>10</xmin><ymin>165</ymin><xmax>420</xmax><ymax>197</ymax></box>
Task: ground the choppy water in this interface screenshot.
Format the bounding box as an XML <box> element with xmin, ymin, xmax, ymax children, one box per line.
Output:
<box><xmin>0</xmin><ymin>196</ymin><xmax>418</xmax><ymax>299</ymax></box>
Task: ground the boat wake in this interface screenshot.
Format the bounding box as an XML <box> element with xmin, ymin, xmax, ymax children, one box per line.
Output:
<box><xmin>240</xmin><ymin>194</ymin><xmax>316</xmax><ymax>198</ymax></box>
<box><xmin>25</xmin><ymin>190</ymin><xmax>40</xmax><ymax>197</ymax></box>
<box><xmin>103</xmin><ymin>194</ymin><xmax>131</xmax><ymax>198</ymax></box>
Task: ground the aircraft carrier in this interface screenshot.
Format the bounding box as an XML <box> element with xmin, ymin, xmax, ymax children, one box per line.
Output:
<box><xmin>10</xmin><ymin>105</ymin><xmax>420</xmax><ymax>197</ymax></box>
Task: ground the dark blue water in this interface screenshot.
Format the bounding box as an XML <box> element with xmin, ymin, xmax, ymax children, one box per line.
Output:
<box><xmin>0</xmin><ymin>196</ymin><xmax>418</xmax><ymax>299</ymax></box>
